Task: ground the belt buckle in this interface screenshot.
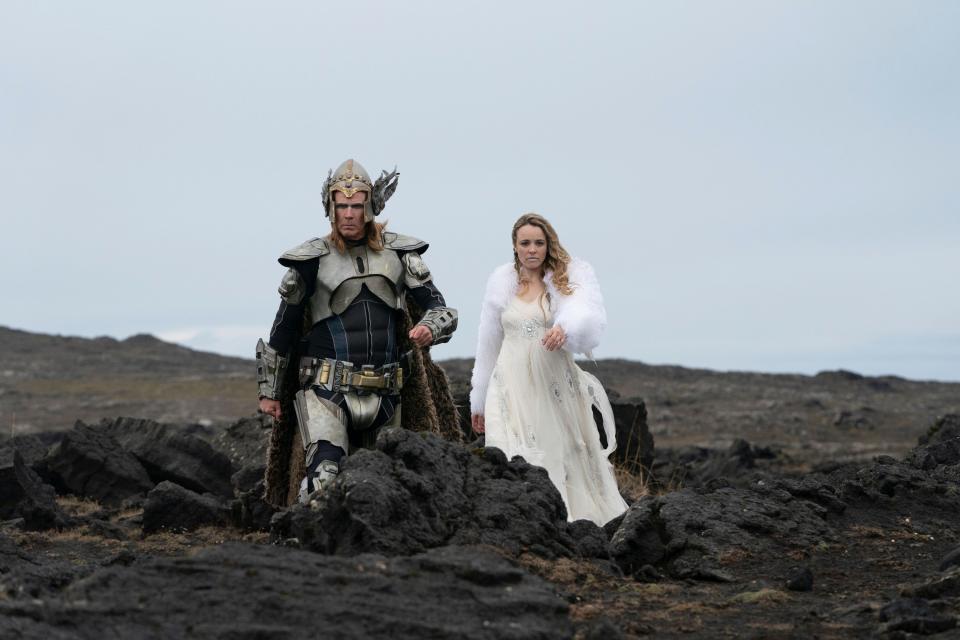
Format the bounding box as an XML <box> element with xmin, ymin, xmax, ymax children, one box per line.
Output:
<box><xmin>354</xmin><ymin>365</ymin><xmax>384</xmax><ymax>390</ymax></box>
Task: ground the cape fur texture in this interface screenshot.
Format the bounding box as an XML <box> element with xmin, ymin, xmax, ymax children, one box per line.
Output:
<box><xmin>469</xmin><ymin>257</ymin><xmax>607</xmax><ymax>415</ymax></box>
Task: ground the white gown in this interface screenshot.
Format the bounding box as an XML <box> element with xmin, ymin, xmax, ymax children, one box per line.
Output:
<box><xmin>484</xmin><ymin>295</ymin><xmax>629</xmax><ymax>525</ymax></box>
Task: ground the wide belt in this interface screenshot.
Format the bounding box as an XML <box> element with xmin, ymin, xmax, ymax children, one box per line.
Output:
<box><xmin>299</xmin><ymin>357</ymin><xmax>403</xmax><ymax>395</ymax></box>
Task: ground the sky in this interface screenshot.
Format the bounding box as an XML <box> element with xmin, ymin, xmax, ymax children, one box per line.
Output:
<box><xmin>1</xmin><ymin>1</ymin><xmax>958</xmax><ymax>382</ymax></box>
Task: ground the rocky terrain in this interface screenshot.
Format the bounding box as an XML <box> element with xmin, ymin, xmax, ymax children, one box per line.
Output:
<box><xmin>2</xmin><ymin>326</ymin><xmax>960</xmax><ymax>638</ymax></box>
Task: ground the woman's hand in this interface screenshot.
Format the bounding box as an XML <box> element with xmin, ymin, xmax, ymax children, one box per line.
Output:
<box><xmin>542</xmin><ymin>325</ymin><xmax>566</xmax><ymax>351</ymax></box>
<box><xmin>471</xmin><ymin>414</ymin><xmax>485</xmax><ymax>434</ymax></box>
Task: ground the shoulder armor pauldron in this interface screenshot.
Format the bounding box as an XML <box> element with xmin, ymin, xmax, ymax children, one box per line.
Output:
<box><xmin>279</xmin><ymin>238</ymin><xmax>330</xmax><ymax>266</ymax></box>
<box><xmin>383</xmin><ymin>232</ymin><xmax>428</xmax><ymax>254</ymax></box>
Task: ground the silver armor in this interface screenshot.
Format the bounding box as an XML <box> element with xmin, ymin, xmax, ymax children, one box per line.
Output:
<box><xmin>294</xmin><ymin>388</ymin><xmax>349</xmax><ymax>454</ymax></box>
<box><xmin>277</xmin><ymin>232</ymin><xmax>447</xmax><ymax>326</ymax></box>
<box><xmin>417</xmin><ymin>307</ymin><xmax>458</xmax><ymax>345</ymax></box>
<box><xmin>298</xmin><ymin>460</ymin><xmax>340</xmax><ymax>504</ymax></box>
<box><xmin>256</xmin><ymin>339</ymin><xmax>289</xmax><ymax>400</ymax></box>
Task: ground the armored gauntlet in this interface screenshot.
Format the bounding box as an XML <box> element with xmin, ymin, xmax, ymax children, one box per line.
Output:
<box><xmin>417</xmin><ymin>307</ymin><xmax>458</xmax><ymax>345</ymax></box>
<box><xmin>256</xmin><ymin>338</ymin><xmax>289</xmax><ymax>399</ymax></box>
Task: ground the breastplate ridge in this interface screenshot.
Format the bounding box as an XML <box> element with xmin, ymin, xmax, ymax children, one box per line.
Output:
<box><xmin>308</xmin><ymin>246</ymin><xmax>406</xmax><ymax>324</ymax></box>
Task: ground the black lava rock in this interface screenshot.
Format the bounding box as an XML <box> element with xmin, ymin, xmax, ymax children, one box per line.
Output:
<box><xmin>44</xmin><ymin>422</ymin><xmax>153</xmax><ymax>506</ymax></box>
<box><xmin>879</xmin><ymin>598</ymin><xmax>956</xmax><ymax>635</ymax></box>
<box><xmin>13</xmin><ymin>451</ymin><xmax>72</xmax><ymax>531</ymax></box>
<box><xmin>142</xmin><ymin>481</ymin><xmax>231</xmax><ymax>533</ymax></box>
<box><xmin>0</xmin><ymin>543</ymin><xmax>574</xmax><ymax>639</ymax></box>
<box><xmin>940</xmin><ymin>546</ymin><xmax>960</xmax><ymax>572</ymax></box>
<box><xmin>271</xmin><ymin>427</ymin><xmax>590</xmax><ymax>559</ymax></box>
<box><xmin>785</xmin><ymin>566</ymin><xmax>814</xmax><ymax>592</ymax></box>
<box><xmin>610</xmin><ymin>484</ymin><xmax>831</xmax><ymax>582</ymax></box>
<box><xmin>100</xmin><ymin>417</ymin><xmax>234</xmax><ymax>498</ymax></box>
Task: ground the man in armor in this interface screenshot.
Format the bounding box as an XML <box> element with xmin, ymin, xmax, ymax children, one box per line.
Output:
<box><xmin>256</xmin><ymin>159</ymin><xmax>457</xmax><ymax>503</ymax></box>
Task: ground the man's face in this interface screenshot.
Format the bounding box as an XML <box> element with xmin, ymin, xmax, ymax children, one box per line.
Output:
<box><xmin>333</xmin><ymin>191</ymin><xmax>367</xmax><ymax>241</ymax></box>
<box><xmin>514</xmin><ymin>224</ymin><xmax>548</xmax><ymax>271</ymax></box>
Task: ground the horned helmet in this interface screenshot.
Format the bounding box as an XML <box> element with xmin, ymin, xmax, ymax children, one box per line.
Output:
<box><xmin>321</xmin><ymin>158</ymin><xmax>399</xmax><ymax>224</ymax></box>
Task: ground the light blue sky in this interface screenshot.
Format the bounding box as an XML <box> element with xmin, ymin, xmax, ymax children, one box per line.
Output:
<box><xmin>2</xmin><ymin>2</ymin><xmax>958</xmax><ymax>381</ymax></box>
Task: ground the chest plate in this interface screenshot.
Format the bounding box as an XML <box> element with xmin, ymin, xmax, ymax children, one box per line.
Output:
<box><xmin>308</xmin><ymin>245</ymin><xmax>405</xmax><ymax>324</ymax></box>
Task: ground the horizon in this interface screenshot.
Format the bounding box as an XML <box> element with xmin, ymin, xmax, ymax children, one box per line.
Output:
<box><xmin>3</xmin><ymin>322</ymin><xmax>957</xmax><ymax>384</ymax></box>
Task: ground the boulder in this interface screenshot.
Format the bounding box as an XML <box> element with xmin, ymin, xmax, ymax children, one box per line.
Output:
<box><xmin>918</xmin><ymin>413</ymin><xmax>960</xmax><ymax>446</ymax></box>
<box><xmin>0</xmin><ymin>433</ymin><xmax>61</xmax><ymax>519</ymax></box>
<box><xmin>211</xmin><ymin>414</ymin><xmax>272</xmax><ymax>471</ymax></box>
<box><xmin>651</xmin><ymin>439</ymin><xmax>777</xmax><ymax>489</ymax></box>
<box><xmin>13</xmin><ymin>451</ymin><xmax>72</xmax><ymax>531</ymax></box>
<box><xmin>272</xmin><ymin>428</ymin><xmax>591</xmax><ymax>559</ymax></box>
<box><xmin>878</xmin><ymin>598</ymin><xmax>956</xmax><ymax>635</ymax></box>
<box><xmin>230</xmin><ymin>479</ymin><xmax>276</xmax><ymax>532</ymax></box>
<box><xmin>44</xmin><ymin>422</ymin><xmax>153</xmax><ymax>506</ymax></box>
<box><xmin>142</xmin><ymin>481</ymin><xmax>231</xmax><ymax>534</ymax></box>
<box><xmin>785</xmin><ymin>566</ymin><xmax>814</xmax><ymax>592</ymax></box>
<box><xmin>610</xmin><ymin>401</ymin><xmax>654</xmax><ymax>477</ymax></box>
<box><xmin>100</xmin><ymin>417</ymin><xmax>234</xmax><ymax>498</ymax></box>
<box><xmin>901</xmin><ymin>568</ymin><xmax>960</xmax><ymax>600</ymax></box>
<box><xmin>905</xmin><ymin>435</ymin><xmax>960</xmax><ymax>471</ymax></box>
<box><xmin>609</xmin><ymin>483</ymin><xmax>832</xmax><ymax>582</ymax></box>
<box><xmin>230</xmin><ymin>462</ymin><xmax>266</xmax><ymax>494</ymax></box>
<box><xmin>940</xmin><ymin>546</ymin><xmax>960</xmax><ymax>572</ymax></box>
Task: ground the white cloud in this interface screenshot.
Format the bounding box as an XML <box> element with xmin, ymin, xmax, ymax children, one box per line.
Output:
<box><xmin>155</xmin><ymin>325</ymin><xmax>264</xmax><ymax>359</ymax></box>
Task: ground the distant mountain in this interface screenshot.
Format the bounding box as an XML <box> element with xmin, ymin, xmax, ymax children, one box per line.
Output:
<box><xmin>0</xmin><ymin>326</ymin><xmax>251</xmax><ymax>380</ymax></box>
<box><xmin>0</xmin><ymin>326</ymin><xmax>253</xmax><ymax>433</ymax></box>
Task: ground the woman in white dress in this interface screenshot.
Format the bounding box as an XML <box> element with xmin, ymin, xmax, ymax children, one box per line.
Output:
<box><xmin>470</xmin><ymin>213</ymin><xmax>628</xmax><ymax>525</ymax></box>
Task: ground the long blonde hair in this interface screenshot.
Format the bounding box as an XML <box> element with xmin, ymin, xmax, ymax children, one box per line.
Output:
<box><xmin>327</xmin><ymin>219</ymin><xmax>388</xmax><ymax>253</ymax></box>
<box><xmin>511</xmin><ymin>213</ymin><xmax>574</xmax><ymax>296</ymax></box>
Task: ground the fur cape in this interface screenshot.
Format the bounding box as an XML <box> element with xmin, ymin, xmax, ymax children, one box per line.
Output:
<box><xmin>468</xmin><ymin>257</ymin><xmax>606</xmax><ymax>416</ymax></box>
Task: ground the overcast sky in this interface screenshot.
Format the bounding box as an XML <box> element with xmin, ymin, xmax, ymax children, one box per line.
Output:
<box><xmin>2</xmin><ymin>1</ymin><xmax>958</xmax><ymax>381</ymax></box>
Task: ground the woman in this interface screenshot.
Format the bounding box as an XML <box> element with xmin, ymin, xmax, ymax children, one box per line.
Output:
<box><xmin>470</xmin><ymin>213</ymin><xmax>628</xmax><ymax>525</ymax></box>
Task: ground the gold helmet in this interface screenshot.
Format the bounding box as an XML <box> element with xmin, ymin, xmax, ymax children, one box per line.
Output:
<box><xmin>321</xmin><ymin>158</ymin><xmax>399</xmax><ymax>223</ymax></box>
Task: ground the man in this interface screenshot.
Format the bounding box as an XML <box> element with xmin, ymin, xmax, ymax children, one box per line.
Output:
<box><xmin>256</xmin><ymin>159</ymin><xmax>457</xmax><ymax>503</ymax></box>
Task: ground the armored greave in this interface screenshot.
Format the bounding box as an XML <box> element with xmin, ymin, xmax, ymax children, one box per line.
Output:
<box><xmin>293</xmin><ymin>387</ymin><xmax>401</xmax><ymax>503</ymax></box>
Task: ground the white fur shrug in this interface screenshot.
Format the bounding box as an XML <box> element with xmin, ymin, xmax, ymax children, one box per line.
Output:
<box><xmin>469</xmin><ymin>257</ymin><xmax>607</xmax><ymax>415</ymax></box>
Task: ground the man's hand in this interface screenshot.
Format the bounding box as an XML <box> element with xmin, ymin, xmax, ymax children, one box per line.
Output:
<box><xmin>409</xmin><ymin>324</ymin><xmax>434</xmax><ymax>348</ymax></box>
<box><xmin>542</xmin><ymin>325</ymin><xmax>566</xmax><ymax>351</ymax></box>
<box><xmin>471</xmin><ymin>414</ymin><xmax>485</xmax><ymax>434</ymax></box>
<box><xmin>259</xmin><ymin>397</ymin><xmax>282</xmax><ymax>420</ymax></box>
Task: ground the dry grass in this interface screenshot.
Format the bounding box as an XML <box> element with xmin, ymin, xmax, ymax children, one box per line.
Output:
<box><xmin>569</xmin><ymin>602</ymin><xmax>608</xmax><ymax>622</ymax></box>
<box><xmin>787</xmin><ymin>548</ymin><xmax>809</xmax><ymax>562</ymax></box>
<box><xmin>138</xmin><ymin>527</ymin><xmax>269</xmax><ymax>555</ymax></box>
<box><xmin>57</xmin><ymin>495</ymin><xmax>103</xmax><ymax>517</ymax></box>
<box><xmin>850</xmin><ymin>525</ymin><xmax>886</xmax><ymax>539</ymax></box>
<box><xmin>725</xmin><ymin>588</ymin><xmax>790</xmax><ymax>606</ymax></box>
<box><xmin>716</xmin><ymin>548</ymin><xmax>752</xmax><ymax>565</ymax></box>
<box><xmin>663</xmin><ymin>601</ymin><xmax>721</xmax><ymax>615</ymax></box>
<box><xmin>517</xmin><ymin>554</ymin><xmax>622</xmax><ymax>589</ymax></box>
<box><xmin>614</xmin><ymin>464</ymin><xmax>651</xmax><ymax>503</ymax></box>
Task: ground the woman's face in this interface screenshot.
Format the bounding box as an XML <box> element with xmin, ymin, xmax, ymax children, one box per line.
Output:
<box><xmin>514</xmin><ymin>224</ymin><xmax>548</xmax><ymax>271</ymax></box>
